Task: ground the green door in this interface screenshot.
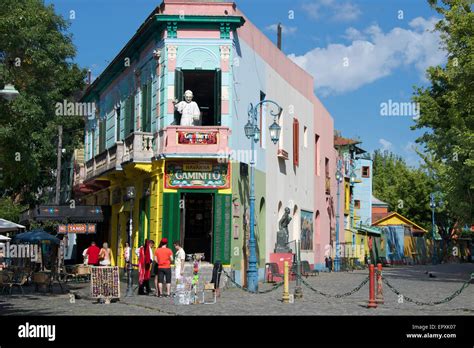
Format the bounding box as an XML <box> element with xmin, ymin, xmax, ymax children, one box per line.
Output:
<box><xmin>162</xmin><ymin>192</ymin><xmax>180</xmax><ymax>245</ymax></box>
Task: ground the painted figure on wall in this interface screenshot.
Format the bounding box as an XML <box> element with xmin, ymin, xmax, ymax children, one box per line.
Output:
<box><xmin>300</xmin><ymin>210</ymin><xmax>313</xmax><ymax>250</ymax></box>
<box><xmin>173</xmin><ymin>90</ymin><xmax>201</xmax><ymax>126</ymax></box>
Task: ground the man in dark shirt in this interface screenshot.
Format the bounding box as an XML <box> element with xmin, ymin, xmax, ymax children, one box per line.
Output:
<box><xmin>86</xmin><ymin>241</ymin><xmax>100</xmax><ymax>266</ymax></box>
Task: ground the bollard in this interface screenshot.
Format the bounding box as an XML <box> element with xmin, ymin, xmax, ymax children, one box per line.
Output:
<box><xmin>282</xmin><ymin>261</ymin><xmax>290</xmax><ymax>303</ymax></box>
<box><xmin>376</xmin><ymin>263</ymin><xmax>384</xmax><ymax>304</ymax></box>
<box><xmin>367</xmin><ymin>264</ymin><xmax>377</xmax><ymax>308</ymax></box>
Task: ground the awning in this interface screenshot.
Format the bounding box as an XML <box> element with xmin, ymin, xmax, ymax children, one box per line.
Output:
<box><xmin>357</xmin><ymin>225</ymin><xmax>382</xmax><ymax>235</ymax></box>
<box><xmin>20</xmin><ymin>205</ymin><xmax>104</xmax><ymax>224</ymax></box>
<box><xmin>0</xmin><ymin>218</ymin><xmax>26</xmax><ymax>233</ymax></box>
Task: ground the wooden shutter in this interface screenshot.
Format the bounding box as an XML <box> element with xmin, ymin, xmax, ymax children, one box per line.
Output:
<box><xmin>293</xmin><ymin>118</ymin><xmax>299</xmax><ymax>166</ymax></box>
<box><xmin>162</xmin><ymin>192</ymin><xmax>180</xmax><ymax>245</ymax></box>
<box><xmin>214</xmin><ymin>68</ymin><xmax>222</xmax><ymax>126</ymax></box>
<box><xmin>99</xmin><ymin>119</ymin><xmax>106</xmax><ymax>153</ymax></box>
<box><xmin>124</xmin><ymin>98</ymin><xmax>130</xmax><ymax>136</ymax></box>
<box><xmin>174</xmin><ymin>68</ymin><xmax>184</xmax><ymax>125</ymax></box>
<box><xmin>130</xmin><ymin>94</ymin><xmax>135</xmax><ymax>134</ymax></box>
<box><xmin>141</xmin><ymin>82</ymin><xmax>152</xmax><ymax>132</ymax></box>
<box><xmin>116</xmin><ymin>107</ymin><xmax>121</xmax><ymax>141</ymax></box>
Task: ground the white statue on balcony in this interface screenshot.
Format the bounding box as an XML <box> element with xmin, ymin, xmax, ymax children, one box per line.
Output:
<box><xmin>173</xmin><ymin>90</ymin><xmax>201</xmax><ymax>126</ymax></box>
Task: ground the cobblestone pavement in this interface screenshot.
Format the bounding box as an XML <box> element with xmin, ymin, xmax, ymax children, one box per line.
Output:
<box><xmin>1</xmin><ymin>263</ymin><xmax>473</xmax><ymax>316</ymax></box>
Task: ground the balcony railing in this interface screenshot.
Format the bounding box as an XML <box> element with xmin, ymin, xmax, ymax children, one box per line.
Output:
<box><xmin>79</xmin><ymin>127</ymin><xmax>230</xmax><ymax>183</ymax></box>
<box><xmin>84</xmin><ymin>141</ymin><xmax>124</xmax><ymax>181</ymax></box>
<box><xmin>122</xmin><ymin>131</ymin><xmax>154</xmax><ymax>163</ymax></box>
<box><xmin>155</xmin><ymin>126</ymin><xmax>230</xmax><ymax>157</ymax></box>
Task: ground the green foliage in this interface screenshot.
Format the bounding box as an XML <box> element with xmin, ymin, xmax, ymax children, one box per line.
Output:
<box><xmin>372</xmin><ymin>150</ymin><xmax>435</xmax><ymax>229</ymax></box>
<box><xmin>0</xmin><ymin>197</ymin><xmax>26</xmax><ymax>222</ymax></box>
<box><xmin>412</xmin><ymin>0</ymin><xmax>474</xmax><ymax>225</ymax></box>
<box><xmin>0</xmin><ymin>0</ymin><xmax>86</xmax><ymax>206</ymax></box>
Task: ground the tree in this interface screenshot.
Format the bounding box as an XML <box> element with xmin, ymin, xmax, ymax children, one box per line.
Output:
<box><xmin>0</xmin><ymin>0</ymin><xmax>86</xmax><ymax>210</ymax></box>
<box><xmin>372</xmin><ymin>150</ymin><xmax>434</xmax><ymax>229</ymax></box>
<box><xmin>412</xmin><ymin>0</ymin><xmax>474</xmax><ymax>226</ymax></box>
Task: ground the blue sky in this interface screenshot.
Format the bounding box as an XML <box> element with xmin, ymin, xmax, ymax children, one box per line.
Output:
<box><xmin>46</xmin><ymin>0</ymin><xmax>445</xmax><ymax>166</ymax></box>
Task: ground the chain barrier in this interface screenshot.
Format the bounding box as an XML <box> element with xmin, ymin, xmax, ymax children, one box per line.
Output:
<box><xmin>296</xmin><ymin>273</ymin><xmax>370</xmax><ymax>298</ymax></box>
<box><xmin>381</xmin><ymin>274</ymin><xmax>473</xmax><ymax>306</ymax></box>
<box><xmin>221</xmin><ymin>269</ymin><xmax>284</xmax><ymax>294</ymax></box>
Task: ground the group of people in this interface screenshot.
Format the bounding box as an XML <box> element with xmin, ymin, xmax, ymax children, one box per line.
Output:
<box><xmin>130</xmin><ymin>238</ymin><xmax>186</xmax><ymax>297</ymax></box>
<box><xmin>82</xmin><ymin>241</ymin><xmax>112</xmax><ymax>266</ymax></box>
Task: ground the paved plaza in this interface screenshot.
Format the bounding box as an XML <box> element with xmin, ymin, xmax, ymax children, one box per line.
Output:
<box><xmin>0</xmin><ymin>263</ymin><xmax>473</xmax><ymax>316</ymax></box>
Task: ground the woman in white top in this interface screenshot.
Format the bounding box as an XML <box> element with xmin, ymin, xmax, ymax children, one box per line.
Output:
<box><xmin>99</xmin><ymin>242</ymin><xmax>111</xmax><ymax>266</ymax></box>
<box><xmin>173</xmin><ymin>241</ymin><xmax>186</xmax><ymax>281</ymax></box>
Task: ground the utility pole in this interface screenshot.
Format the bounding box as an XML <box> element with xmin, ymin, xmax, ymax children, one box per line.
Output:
<box><xmin>55</xmin><ymin>125</ymin><xmax>63</xmax><ymax>205</ymax></box>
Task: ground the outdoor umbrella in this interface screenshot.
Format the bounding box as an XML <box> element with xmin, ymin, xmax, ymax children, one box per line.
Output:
<box><xmin>0</xmin><ymin>235</ymin><xmax>11</xmax><ymax>241</ymax></box>
<box><xmin>11</xmin><ymin>229</ymin><xmax>60</xmax><ymax>245</ymax></box>
<box><xmin>0</xmin><ymin>218</ymin><xmax>25</xmax><ymax>233</ymax></box>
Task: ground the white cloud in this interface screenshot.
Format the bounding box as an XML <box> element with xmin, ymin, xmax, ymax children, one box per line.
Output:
<box><xmin>343</xmin><ymin>27</ymin><xmax>366</xmax><ymax>41</ymax></box>
<box><xmin>288</xmin><ymin>17</ymin><xmax>445</xmax><ymax>96</ymax></box>
<box><xmin>302</xmin><ymin>0</ymin><xmax>361</xmax><ymax>22</ymax></box>
<box><xmin>379</xmin><ymin>138</ymin><xmax>393</xmax><ymax>151</ymax></box>
<box><xmin>266</xmin><ymin>24</ymin><xmax>297</xmax><ymax>35</ymax></box>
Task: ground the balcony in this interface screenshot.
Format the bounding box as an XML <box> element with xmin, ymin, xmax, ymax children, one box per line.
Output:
<box><xmin>84</xmin><ymin>142</ymin><xmax>125</xmax><ymax>181</ymax></box>
<box><xmin>155</xmin><ymin>126</ymin><xmax>230</xmax><ymax>158</ymax></box>
<box><xmin>122</xmin><ymin>131</ymin><xmax>154</xmax><ymax>163</ymax></box>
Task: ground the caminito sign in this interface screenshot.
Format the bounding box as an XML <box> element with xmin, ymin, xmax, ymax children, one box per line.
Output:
<box><xmin>165</xmin><ymin>162</ymin><xmax>230</xmax><ymax>189</ymax></box>
<box><xmin>57</xmin><ymin>223</ymin><xmax>96</xmax><ymax>234</ymax></box>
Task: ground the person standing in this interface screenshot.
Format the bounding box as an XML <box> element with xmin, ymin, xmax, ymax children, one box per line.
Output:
<box><xmin>173</xmin><ymin>241</ymin><xmax>186</xmax><ymax>282</ymax></box>
<box><xmin>138</xmin><ymin>240</ymin><xmax>154</xmax><ymax>295</ymax></box>
<box><xmin>123</xmin><ymin>242</ymin><xmax>130</xmax><ymax>269</ymax></box>
<box><xmin>86</xmin><ymin>242</ymin><xmax>100</xmax><ymax>266</ymax></box>
<box><xmin>99</xmin><ymin>242</ymin><xmax>112</xmax><ymax>266</ymax></box>
<box><xmin>154</xmin><ymin>238</ymin><xmax>173</xmax><ymax>297</ymax></box>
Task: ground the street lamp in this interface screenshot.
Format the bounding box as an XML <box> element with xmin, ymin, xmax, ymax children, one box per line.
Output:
<box><xmin>430</xmin><ymin>191</ymin><xmax>443</xmax><ymax>265</ymax></box>
<box><xmin>334</xmin><ymin>159</ymin><xmax>343</xmax><ymax>272</ymax></box>
<box><xmin>349</xmin><ymin>162</ymin><xmax>357</xmax><ymax>257</ymax></box>
<box><xmin>125</xmin><ymin>186</ymin><xmax>136</xmax><ymax>296</ymax></box>
<box><xmin>0</xmin><ymin>83</ymin><xmax>20</xmax><ymax>101</ymax></box>
<box><xmin>245</xmin><ymin>100</ymin><xmax>282</xmax><ymax>293</ymax></box>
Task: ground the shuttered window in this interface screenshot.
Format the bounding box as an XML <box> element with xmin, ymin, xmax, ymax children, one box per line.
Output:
<box><xmin>141</xmin><ymin>82</ymin><xmax>152</xmax><ymax>132</ymax></box>
<box><xmin>124</xmin><ymin>95</ymin><xmax>135</xmax><ymax>136</ymax></box>
<box><xmin>99</xmin><ymin>119</ymin><xmax>106</xmax><ymax>153</ymax></box>
<box><xmin>293</xmin><ymin>118</ymin><xmax>299</xmax><ymax>167</ymax></box>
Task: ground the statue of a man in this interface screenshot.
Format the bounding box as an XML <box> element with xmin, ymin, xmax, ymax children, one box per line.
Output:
<box><xmin>275</xmin><ymin>207</ymin><xmax>292</xmax><ymax>253</ymax></box>
<box><xmin>173</xmin><ymin>90</ymin><xmax>201</xmax><ymax>126</ymax></box>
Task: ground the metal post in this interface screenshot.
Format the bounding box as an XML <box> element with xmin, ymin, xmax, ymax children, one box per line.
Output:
<box><xmin>376</xmin><ymin>263</ymin><xmax>384</xmax><ymax>304</ymax></box>
<box><xmin>367</xmin><ymin>264</ymin><xmax>377</xmax><ymax>308</ymax></box>
<box><xmin>334</xmin><ymin>161</ymin><xmax>341</xmax><ymax>272</ymax></box>
<box><xmin>294</xmin><ymin>239</ymin><xmax>303</xmax><ymax>299</ymax></box>
<box><xmin>282</xmin><ymin>260</ymin><xmax>289</xmax><ymax>303</ymax></box>
<box><xmin>55</xmin><ymin>125</ymin><xmax>63</xmax><ymax>205</ymax></box>
<box><xmin>432</xmin><ymin>204</ymin><xmax>436</xmax><ymax>265</ymax></box>
<box><xmin>247</xmin><ymin>108</ymin><xmax>258</xmax><ymax>293</ymax></box>
<box><xmin>126</xmin><ymin>198</ymin><xmax>134</xmax><ymax>297</ymax></box>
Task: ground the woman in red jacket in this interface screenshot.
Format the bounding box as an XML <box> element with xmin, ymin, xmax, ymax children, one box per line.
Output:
<box><xmin>138</xmin><ymin>239</ymin><xmax>154</xmax><ymax>295</ymax></box>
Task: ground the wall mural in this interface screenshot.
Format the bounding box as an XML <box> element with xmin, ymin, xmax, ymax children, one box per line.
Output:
<box><xmin>300</xmin><ymin>210</ymin><xmax>314</xmax><ymax>251</ymax></box>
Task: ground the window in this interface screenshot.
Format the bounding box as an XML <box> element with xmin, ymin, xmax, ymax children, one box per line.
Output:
<box><xmin>99</xmin><ymin>119</ymin><xmax>106</xmax><ymax>153</ymax></box>
<box><xmin>293</xmin><ymin>118</ymin><xmax>299</xmax><ymax>166</ymax></box>
<box><xmin>141</xmin><ymin>81</ymin><xmax>152</xmax><ymax>132</ymax></box>
<box><xmin>115</xmin><ymin>106</ymin><xmax>121</xmax><ymax>142</ymax></box>
<box><xmin>362</xmin><ymin>166</ymin><xmax>370</xmax><ymax>178</ymax></box>
<box><xmin>355</xmin><ymin>200</ymin><xmax>361</xmax><ymax>209</ymax></box>
<box><xmin>315</xmin><ymin>134</ymin><xmax>320</xmax><ymax>175</ymax></box>
<box><xmin>124</xmin><ymin>95</ymin><xmax>135</xmax><ymax>136</ymax></box>
<box><xmin>174</xmin><ymin>68</ymin><xmax>222</xmax><ymax>126</ymax></box>
<box><xmin>303</xmin><ymin>126</ymin><xmax>308</xmax><ymax>148</ymax></box>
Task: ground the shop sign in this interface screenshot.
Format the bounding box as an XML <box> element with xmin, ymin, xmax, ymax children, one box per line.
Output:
<box><xmin>178</xmin><ymin>131</ymin><xmax>217</xmax><ymax>145</ymax></box>
<box><xmin>58</xmin><ymin>223</ymin><xmax>97</xmax><ymax>234</ymax></box>
<box><xmin>165</xmin><ymin>161</ymin><xmax>230</xmax><ymax>189</ymax></box>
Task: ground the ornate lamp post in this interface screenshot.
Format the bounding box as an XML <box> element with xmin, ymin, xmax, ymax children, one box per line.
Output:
<box><xmin>349</xmin><ymin>162</ymin><xmax>357</xmax><ymax>257</ymax></box>
<box><xmin>334</xmin><ymin>159</ymin><xmax>343</xmax><ymax>272</ymax></box>
<box><xmin>245</xmin><ymin>100</ymin><xmax>282</xmax><ymax>293</ymax></box>
<box><xmin>125</xmin><ymin>186</ymin><xmax>136</xmax><ymax>296</ymax></box>
<box><xmin>430</xmin><ymin>191</ymin><xmax>443</xmax><ymax>265</ymax></box>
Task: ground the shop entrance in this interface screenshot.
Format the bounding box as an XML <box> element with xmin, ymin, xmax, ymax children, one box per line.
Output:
<box><xmin>180</xmin><ymin>192</ymin><xmax>214</xmax><ymax>261</ymax></box>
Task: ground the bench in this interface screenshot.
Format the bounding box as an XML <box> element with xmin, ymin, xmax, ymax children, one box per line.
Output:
<box><xmin>301</xmin><ymin>261</ymin><xmax>319</xmax><ymax>277</ymax></box>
